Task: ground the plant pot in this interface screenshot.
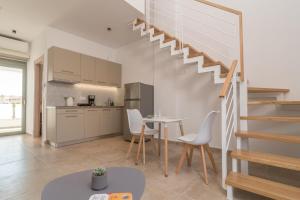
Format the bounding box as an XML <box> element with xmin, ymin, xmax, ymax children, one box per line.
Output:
<box><xmin>91</xmin><ymin>172</ymin><xmax>108</xmax><ymax>191</ymax></box>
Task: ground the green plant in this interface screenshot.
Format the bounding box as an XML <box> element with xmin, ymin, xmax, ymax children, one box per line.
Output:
<box><xmin>93</xmin><ymin>168</ymin><xmax>106</xmax><ymax>176</ymax></box>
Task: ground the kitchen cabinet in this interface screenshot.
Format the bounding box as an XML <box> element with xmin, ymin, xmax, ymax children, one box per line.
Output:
<box><xmin>100</xmin><ymin>108</ymin><xmax>113</xmax><ymax>135</ymax></box>
<box><xmin>100</xmin><ymin>108</ymin><xmax>123</xmax><ymax>135</ymax></box>
<box><xmin>96</xmin><ymin>58</ymin><xmax>121</xmax><ymax>87</ymax></box>
<box><xmin>47</xmin><ymin>46</ymin><xmax>121</xmax><ymax>86</ymax></box>
<box><xmin>81</xmin><ymin>55</ymin><xmax>96</xmax><ymax>84</ymax></box>
<box><xmin>56</xmin><ymin>109</ymin><xmax>84</xmax><ymax>143</ymax></box>
<box><xmin>107</xmin><ymin>61</ymin><xmax>121</xmax><ymax>87</ymax></box>
<box><xmin>111</xmin><ymin>108</ymin><xmax>122</xmax><ymax>133</ymax></box>
<box><xmin>95</xmin><ymin>58</ymin><xmax>109</xmax><ymax>85</ymax></box>
<box><xmin>46</xmin><ymin>107</ymin><xmax>123</xmax><ymax>147</ymax></box>
<box><xmin>84</xmin><ymin>108</ymin><xmax>100</xmax><ymax>138</ymax></box>
<box><xmin>48</xmin><ymin>47</ymin><xmax>81</xmax><ymax>83</ymax></box>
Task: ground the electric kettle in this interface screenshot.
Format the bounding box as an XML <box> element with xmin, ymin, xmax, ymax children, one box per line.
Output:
<box><xmin>64</xmin><ymin>97</ymin><xmax>75</xmax><ymax>106</ymax></box>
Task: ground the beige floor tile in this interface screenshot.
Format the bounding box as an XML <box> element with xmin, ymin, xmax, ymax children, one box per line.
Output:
<box><xmin>0</xmin><ymin>134</ymin><xmax>297</xmax><ymax>200</ymax></box>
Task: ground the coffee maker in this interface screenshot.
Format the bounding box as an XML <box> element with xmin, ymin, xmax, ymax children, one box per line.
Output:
<box><xmin>88</xmin><ymin>95</ymin><xmax>96</xmax><ymax>106</ymax></box>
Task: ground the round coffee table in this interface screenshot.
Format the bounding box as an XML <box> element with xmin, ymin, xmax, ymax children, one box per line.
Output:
<box><xmin>42</xmin><ymin>167</ymin><xmax>145</xmax><ymax>200</ymax></box>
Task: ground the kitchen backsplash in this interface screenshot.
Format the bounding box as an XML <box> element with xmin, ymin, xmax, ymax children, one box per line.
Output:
<box><xmin>46</xmin><ymin>82</ymin><xmax>123</xmax><ymax>106</ymax></box>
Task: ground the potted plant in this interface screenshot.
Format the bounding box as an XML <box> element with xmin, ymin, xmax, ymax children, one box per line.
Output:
<box><xmin>91</xmin><ymin>167</ymin><xmax>108</xmax><ymax>190</ymax></box>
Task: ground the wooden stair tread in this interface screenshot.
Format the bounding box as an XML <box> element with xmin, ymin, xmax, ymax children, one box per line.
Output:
<box><xmin>163</xmin><ymin>33</ymin><xmax>174</xmax><ymax>43</ymax></box>
<box><xmin>188</xmin><ymin>51</ymin><xmax>203</xmax><ymax>58</ymax></box>
<box><xmin>236</xmin><ymin>131</ymin><xmax>300</xmax><ymax>144</ymax></box>
<box><xmin>153</xmin><ymin>31</ymin><xmax>164</xmax><ymax>37</ymax></box>
<box><xmin>248</xmin><ymin>87</ymin><xmax>290</xmax><ymax>93</ymax></box>
<box><xmin>226</xmin><ymin>172</ymin><xmax>300</xmax><ymax>200</ymax></box>
<box><xmin>163</xmin><ymin>37</ymin><xmax>174</xmax><ymax>43</ymax></box>
<box><xmin>241</xmin><ymin>115</ymin><xmax>300</xmax><ymax>123</ymax></box>
<box><xmin>231</xmin><ymin>150</ymin><xmax>300</xmax><ymax>171</ymax></box>
<box><xmin>248</xmin><ymin>100</ymin><xmax>300</xmax><ymax>105</ymax></box>
<box><xmin>135</xmin><ymin>18</ymin><xmax>144</xmax><ymax>26</ymax></box>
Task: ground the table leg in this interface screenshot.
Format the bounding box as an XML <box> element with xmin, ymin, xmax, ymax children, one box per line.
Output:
<box><xmin>164</xmin><ymin>124</ymin><xmax>169</xmax><ymax>177</ymax></box>
<box><xmin>158</xmin><ymin>123</ymin><xmax>161</xmax><ymax>156</ymax></box>
<box><xmin>179</xmin><ymin>121</ymin><xmax>189</xmax><ymax>166</ymax></box>
<box><xmin>179</xmin><ymin>121</ymin><xmax>185</xmax><ymax>136</ymax></box>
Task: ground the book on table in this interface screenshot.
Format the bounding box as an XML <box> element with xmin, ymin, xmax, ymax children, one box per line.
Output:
<box><xmin>89</xmin><ymin>193</ymin><xmax>132</xmax><ymax>200</ymax></box>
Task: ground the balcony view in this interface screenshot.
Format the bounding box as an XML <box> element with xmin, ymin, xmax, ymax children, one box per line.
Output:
<box><xmin>0</xmin><ymin>66</ymin><xmax>23</xmax><ymax>134</ymax></box>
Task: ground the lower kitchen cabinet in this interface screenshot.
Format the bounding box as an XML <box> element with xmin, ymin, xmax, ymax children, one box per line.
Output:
<box><xmin>84</xmin><ymin>108</ymin><xmax>100</xmax><ymax>138</ymax></box>
<box><xmin>57</xmin><ymin>112</ymin><xmax>85</xmax><ymax>143</ymax></box>
<box><xmin>112</xmin><ymin>108</ymin><xmax>122</xmax><ymax>133</ymax></box>
<box><xmin>99</xmin><ymin>108</ymin><xmax>123</xmax><ymax>135</ymax></box>
<box><xmin>46</xmin><ymin>107</ymin><xmax>123</xmax><ymax>147</ymax></box>
<box><xmin>100</xmin><ymin>108</ymin><xmax>113</xmax><ymax>135</ymax></box>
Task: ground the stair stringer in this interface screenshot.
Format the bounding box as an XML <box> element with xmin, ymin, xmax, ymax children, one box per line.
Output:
<box><xmin>132</xmin><ymin>19</ymin><xmax>226</xmax><ymax>84</ymax></box>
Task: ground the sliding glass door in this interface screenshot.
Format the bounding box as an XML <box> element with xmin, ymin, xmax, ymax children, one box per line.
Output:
<box><xmin>0</xmin><ymin>58</ymin><xmax>26</xmax><ymax>136</ymax></box>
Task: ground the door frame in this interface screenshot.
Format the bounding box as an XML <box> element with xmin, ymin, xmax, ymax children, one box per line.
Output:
<box><xmin>33</xmin><ymin>56</ymin><xmax>44</xmax><ymax>137</ymax></box>
<box><xmin>0</xmin><ymin>58</ymin><xmax>27</xmax><ymax>135</ymax></box>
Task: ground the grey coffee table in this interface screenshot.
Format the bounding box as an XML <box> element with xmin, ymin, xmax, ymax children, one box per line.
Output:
<box><xmin>42</xmin><ymin>167</ymin><xmax>145</xmax><ymax>200</ymax></box>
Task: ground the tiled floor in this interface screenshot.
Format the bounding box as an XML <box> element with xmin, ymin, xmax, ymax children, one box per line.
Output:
<box><xmin>0</xmin><ymin>134</ymin><xmax>298</xmax><ymax>200</ymax></box>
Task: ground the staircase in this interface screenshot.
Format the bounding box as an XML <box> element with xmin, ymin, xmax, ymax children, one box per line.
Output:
<box><xmin>131</xmin><ymin>0</ymin><xmax>300</xmax><ymax>199</ymax></box>
<box><xmin>226</xmin><ymin>87</ymin><xmax>300</xmax><ymax>200</ymax></box>
<box><xmin>133</xmin><ymin>18</ymin><xmax>230</xmax><ymax>84</ymax></box>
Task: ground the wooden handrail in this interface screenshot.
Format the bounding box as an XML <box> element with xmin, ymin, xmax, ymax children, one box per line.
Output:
<box><xmin>195</xmin><ymin>0</ymin><xmax>245</xmax><ymax>82</ymax></box>
<box><xmin>219</xmin><ymin>60</ymin><xmax>238</xmax><ymax>98</ymax></box>
<box><xmin>195</xmin><ymin>0</ymin><xmax>242</xmax><ymax>15</ymax></box>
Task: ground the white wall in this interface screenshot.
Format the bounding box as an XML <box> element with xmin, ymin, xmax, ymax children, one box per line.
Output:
<box><xmin>124</xmin><ymin>0</ymin><xmax>145</xmax><ymax>14</ymax></box>
<box><xmin>208</xmin><ymin>0</ymin><xmax>300</xmax><ymax>99</ymax></box>
<box><xmin>45</xmin><ymin>28</ymin><xmax>117</xmax><ymax>61</ymax></box>
<box><xmin>26</xmin><ymin>32</ymin><xmax>46</xmax><ymax>135</ymax></box>
<box><xmin>116</xmin><ymin>37</ymin><xmax>223</xmax><ymax>147</ymax></box>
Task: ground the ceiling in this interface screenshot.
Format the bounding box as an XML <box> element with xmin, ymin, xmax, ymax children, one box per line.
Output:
<box><xmin>0</xmin><ymin>0</ymin><xmax>143</xmax><ymax>48</ymax></box>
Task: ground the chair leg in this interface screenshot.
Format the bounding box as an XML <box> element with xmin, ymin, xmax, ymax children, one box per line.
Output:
<box><xmin>200</xmin><ymin>145</ymin><xmax>208</xmax><ymax>184</ymax></box>
<box><xmin>176</xmin><ymin>144</ymin><xmax>188</xmax><ymax>174</ymax></box>
<box><xmin>205</xmin><ymin>144</ymin><xmax>217</xmax><ymax>174</ymax></box>
<box><xmin>135</xmin><ymin>127</ymin><xmax>145</xmax><ymax>165</ymax></box>
<box><xmin>188</xmin><ymin>145</ymin><xmax>194</xmax><ymax>167</ymax></box>
<box><xmin>126</xmin><ymin>136</ymin><xmax>135</xmax><ymax>159</ymax></box>
<box><xmin>142</xmin><ymin>135</ymin><xmax>146</xmax><ymax>165</ymax></box>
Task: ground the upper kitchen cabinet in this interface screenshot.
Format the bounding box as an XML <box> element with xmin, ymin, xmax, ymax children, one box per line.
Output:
<box><xmin>95</xmin><ymin>58</ymin><xmax>121</xmax><ymax>88</ymax></box>
<box><xmin>81</xmin><ymin>54</ymin><xmax>96</xmax><ymax>84</ymax></box>
<box><xmin>107</xmin><ymin>61</ymin><xmax>121</xmax><ymax>87</ymax></box>
<box><xmin>47</xmin><ymin>46</ymin><xmax>121</xmax><ymax>86</ymax></box>
<box><xmin>95</xmin><ymin>58</ymin><xmax>109</xmax><ymax>85</ymax></box>
<box><xmin>48</xmin><ymin>47</ymin><xmax>81</xmax><ymax>83</ymax></box>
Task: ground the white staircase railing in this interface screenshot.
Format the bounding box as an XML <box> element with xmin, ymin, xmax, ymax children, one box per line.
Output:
<box><xmin>219</xmin><ymin>60</ymin><xmax>239</xmax><ymax>188</ymax></box>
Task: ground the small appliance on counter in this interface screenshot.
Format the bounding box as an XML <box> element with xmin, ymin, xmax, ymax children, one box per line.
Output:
<box><xmin>106</xmin><ymin>98</ymin><xmax>114</xmax><ymax>106</ymax></box>
<box><xmin>64</xmin><ymin>96</ymin><xmax>75</xmax><ymax>106</ymax></box>
<box><xmin>88</xmin><ymin>95</ymin><xmax>96</xmax><ymax>106</ymax></box>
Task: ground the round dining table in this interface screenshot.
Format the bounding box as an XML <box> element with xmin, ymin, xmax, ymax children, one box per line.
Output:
<box><xmin>42</xmin><ymin>167</ymin><xmax>145</xmax><ymax>200</ymax></box>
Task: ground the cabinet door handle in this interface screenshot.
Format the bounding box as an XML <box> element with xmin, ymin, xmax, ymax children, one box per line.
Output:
<box><xmin>88</xmin><ymin>110</ymin><xmax>97</xmax><ymax>112</ymax></box>
<box><xmin>83</xmin><ymin>79</ymin><xmax>92</xmax><ymax>82</ymax></box>
<box><xmin>65</xmin><ymin>115</ymin><xmax>78</xmax><ymax>118</ymax></box>
<box><xmin>61</xmin><ymin>70</ymin><xmax>74</xmax><ymax>74</ymax></box>
<box><xmin>97</xmin><ymin>81</ymin><xmax>107</xmax><ymax>84</ymax></box>
<box><xmin>65</xmin><ymin>110</ymin><xmax>78</xmax><ymax>113</ymax></box>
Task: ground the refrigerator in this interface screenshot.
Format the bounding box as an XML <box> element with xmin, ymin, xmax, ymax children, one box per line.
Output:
<box><xmin>123</xmin><ymin>82</ymin><xmax>154</xmax><ymax>140</ymax></box>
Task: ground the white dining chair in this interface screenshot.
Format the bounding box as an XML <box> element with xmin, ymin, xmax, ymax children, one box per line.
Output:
<box><xmin>126</xmin><ymin>109</ymin><xmax>158</xmax><ymax>165</ymax></box>
<box><xmin>175</xmin><ymin>111</ymin><xmax>219</xmax><ymax>184</ymax></box>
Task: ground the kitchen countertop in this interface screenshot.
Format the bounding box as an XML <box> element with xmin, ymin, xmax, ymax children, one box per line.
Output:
<box><xmin>47</xmin><ymin>106</ymin><xmax>124</xmax><ymax>109</ymax></box>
